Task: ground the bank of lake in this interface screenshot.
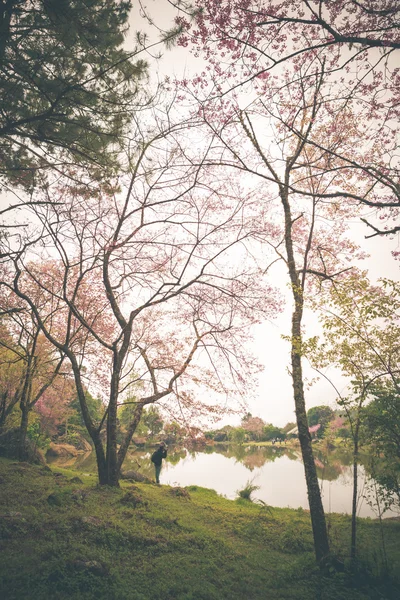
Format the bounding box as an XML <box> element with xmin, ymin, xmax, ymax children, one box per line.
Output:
<box><xmin>48</xmin><ymin>441</ymin><xmax>400</xmax><ymax>521</ymax></box>
<box><xmin>1</xmin><ymin>457</ymin><xmax>400</xmax><ymax>600</ymax></box>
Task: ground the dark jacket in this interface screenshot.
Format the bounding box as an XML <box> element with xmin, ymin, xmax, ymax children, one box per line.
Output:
<box><xmin>151</xmin><ymin>447</ymin><xmax>167</xmax><ymax>467</ymax></box>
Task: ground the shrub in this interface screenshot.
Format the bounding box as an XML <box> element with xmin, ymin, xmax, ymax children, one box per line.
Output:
<box><xmin>236</xmin><ymin>481</ymin><xmax>260</xmax><ymax>502</ymax></box>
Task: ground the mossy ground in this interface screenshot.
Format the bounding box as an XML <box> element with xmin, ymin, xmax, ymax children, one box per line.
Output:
<box><xmin>0</xmin><ymin>457</ymin><xmax>399</xmax><ymax>600</ymax></box>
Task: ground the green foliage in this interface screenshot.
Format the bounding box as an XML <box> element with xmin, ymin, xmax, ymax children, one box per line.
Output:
<box><xmin>362</xmin><ymin>384</ymin><xmax>400</xmax><ymax>459</ymax></box>
<box><xmin>228</xmin><ymin>427</ymin><xmax>246</xmax><ymax>444</ymax></box>
<box><xmin>26</xmin><ymin>418</ymin><xmax>51</xmax><ymax>451</ymax></box>
<box><xmin>262</xmin><ymin>424</ymin><xmax>285</xmax><ymax>441</ymax></box>
<box><xmin>118</xmin><ymin>403</ymin><xmax>147</xmax><ymax>438</ymax></box>
<box><xmin>0</xmin><ymin>0</ymin><xmax>148</xmax><ymax>189</ymax></box>
<box><xmin>307</xmin><ymin>405</ymin><xmax>335</xmax><ymax>435</ymax></box>
<box><xmin>69</xmin><ymin>391</ymin><xmax>104</xmax><ymax>431</ymax></box>
<box><xmin>142</xmin><ymin>406</ymin><xmax>164</xmax><ymax>437</ymax></box>
<box><xmin>362</xmin><ymin>383</ymin><xmax>400</xmax><ymax>510</ymax></box>
<box><xmin>283</xmin><ymin>422</ymin><xmax>296</xmax><ymax>434</ymax></box>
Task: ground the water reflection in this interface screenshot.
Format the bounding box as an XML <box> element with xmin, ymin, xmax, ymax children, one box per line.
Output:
<box><xmin>47</xmin><ymin>444</ymin><xmax>398</xmax><ymax>519</ymax></box>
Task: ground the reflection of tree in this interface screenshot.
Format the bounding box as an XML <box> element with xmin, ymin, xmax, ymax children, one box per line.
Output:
<box><xmin>204</xmin><ymin>443</ymin><xmax>289</xmax><ymax>468</ymax></box>
<box><xmin>242</xmin><ymin>452</ymin><xmax>267</xmax><ymax>471</ymax></box>
<box><xmin>314</xmin><ymin>449</ymin><xmax>353</xmax><ymax>482</ymax></box>
<box><xmin>54</xmin><ymin>442</ymin><xmax>364</xmax><ymax>485</ymax></box>
<box><xmin>166</xmin><ymin>448</ymin><xmax>187</xmax><ymax>465</ymax></box>
<box><xmin>284</xmin><ymin>449</ymin><xmax>302</xmax><ymax>462</ymax></box>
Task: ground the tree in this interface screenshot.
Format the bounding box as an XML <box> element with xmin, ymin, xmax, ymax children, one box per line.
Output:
<box><xmin>2</xmin><ymin>103</ymin><xmax>278</xmax><ymax>486</ymax></box>
<box><xmin>162</xmin><ymin>0</ymin><xmax>400</xmax><ymax>562</ymax></box>
<box><xmin>0</xmin><ymin>0</ymin><xmax>148</xmax><ymax>192</ymax></box>
<box><xmin>178</xmin><ymin>64</ymin><xmax>365</xmax><ymax>562</ymax></box>
<box><xmin>229</xmin><ymin>426</ymin><xmax>246</xmax><ymax>444</ymax></box>
<box><xmin>362</xmin><ymin>383</ymin><xmax>400</xmax><ymax>511</ymax></box>
<box><xmin>174</xmin><ymin>0</ymin><xmax>400</xmax><ymax>237</ymax></box>
<box><xmin>34</xmin><ymin>375</ymin><xmax>76</xmax><ymax>438</ymax></box>
<box><xmin>283</xmin><ymin>421</ymin><xmax>296</xmax><ymax>434</ymax></box>
<box><xmin>164</xmin><ymin>421</ymin><xmax>186</xmax><ymax>444</ymax></box>
<box><xmin>142</xmin><ymin>406</ymin><xmax>164</xmax><ymax>438</ymax></box>
<box><xmin>309</xmin><ymin>275</ymin><xmax>400</xmax><ymax>559</ymax></box>
<box><xmin>307</xmin><ymin>406</ymin><xmax>334</xmax><ymax>434</ymax></box>
<box><xmin>241</xmin><ymin>415</ymin><xmax>265</xmax><ymax>440</ymax></box>
<box><xmin>363</xmin><ymin>384</ymin><xmax>400</xmax><ymax>460</ymax></box>
<box><xmin>262</xmin><ymin>424</ymin><xmax>284</xmax><ymax>442</ymax></box>
<box><xmin>0</xmin><ymin>284</ymin><xmax>66</xmax><ymax>458</ymax></box>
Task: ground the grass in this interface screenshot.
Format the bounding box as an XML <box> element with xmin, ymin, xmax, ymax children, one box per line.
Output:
<box><xmin>0</xmin><ymin>457</ymin><xmax>399</xmax><ymax>599</ymax></box>
<box><xmin>236</xmin><ymin>480</ymin><xmax>260</xmax><ymax>501</ymax></box>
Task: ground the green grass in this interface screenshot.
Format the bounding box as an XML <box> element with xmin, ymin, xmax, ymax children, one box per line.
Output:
<box><xmin>0</xmin><ymin>457</ymin><xmax>399</xmax><ymax>600</ymax></box>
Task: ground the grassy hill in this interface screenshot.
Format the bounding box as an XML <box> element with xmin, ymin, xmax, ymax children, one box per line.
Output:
<box><xmin>0</xmin><ymin>457</ymin><xmax>399</xmax><ymax>600</ymax></box>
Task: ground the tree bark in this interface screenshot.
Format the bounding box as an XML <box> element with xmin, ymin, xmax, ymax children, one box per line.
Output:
<box><xmin>351</xmin><ymin>419</ymin><xmax>360</xmax><ymax>561</ymax></box>
<box><xmin>106</xmin><ymin>372</ymin><xmax>119</xmax><ymax>487</ymax></box>
<box><xmin>117</xmin><ymin>402</ymin><xmax>145</xmax><ymax>471</ymax></box>
<box><xmin>291</xmin><ymin>303</ymin><xmax>330</xmax><ymax>563</ymax></box>
<box><xmin>18</xmin><ymin>401</ymin><xmax>29</xmax><ymax>461</ymax></box>
<box><xmin>69</xmin><ymin>354</ymin><xmax>108</xmax><ymax>483</ymax></box>
<box><xmin>281</xmin><ymin>180</ymin><xmax>330</xmax><ymax>564</ymax></box>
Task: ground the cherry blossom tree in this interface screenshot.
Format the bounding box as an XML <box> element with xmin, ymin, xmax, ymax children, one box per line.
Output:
<box><xmin>150</xmin><ymin>0</ymin><xmax>399</xmax><ymax>564</ymax></box>
<box><xmin>174</xmin><ymin>60</ymin><xmax>368</xmax><ymax>561</ymax></box>
<box><xmin>0</xmin><ymin>284</ymin><xmax>66</xmax><ymax>458</ymax></box>
<box><xmin>1</xmin><ymin>104</ymin><xmax>280</xmax><ymax>485</ymax></box>
<box><xmin>169</xmin><ymin>0</ymin><xmax>399</xmax><ymax>239</ymax></box>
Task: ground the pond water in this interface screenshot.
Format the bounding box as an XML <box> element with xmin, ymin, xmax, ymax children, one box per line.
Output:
<box><xmin>48</xmin><ymin>443</ymin><xmax>399</xmax><ymax>520</ymax></box>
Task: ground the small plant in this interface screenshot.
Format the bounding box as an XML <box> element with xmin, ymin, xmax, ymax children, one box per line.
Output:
<box><xmin>236</xmin><ymin>480</ymin><xmax>260</xmax><ymax>502</ymax></box>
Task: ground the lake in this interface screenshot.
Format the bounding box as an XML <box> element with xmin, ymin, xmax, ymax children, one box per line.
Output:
<box><xmin>48</xmin><ymin>443</ymin><xmax>399</xmax><ymax>520</ymax></box>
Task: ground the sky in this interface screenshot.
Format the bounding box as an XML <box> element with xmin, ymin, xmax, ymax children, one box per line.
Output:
<box><xmin>127</xmin><ymin>1</ymin><xmax>400</xmax><ymax>428</ymax></box>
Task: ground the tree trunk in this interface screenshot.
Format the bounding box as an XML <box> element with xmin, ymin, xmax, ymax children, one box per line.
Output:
<box><xmin>18</xmin><ymin>402</ymin><xmax>29</xmax><ymax>461</ymax></box>
<box><xmin>69</xmin><ymin>354</ymin><xmax>109</xmax><ymax>483</ymax></box>
<box><xmin>93</xmin><ymin>434</ymin><xmax>108</xmax><ymax>485</ymax></box>
<box><xmin>117</xmin><ymin>403</ymin><xmax>145</xmax><ymax>471</ymax></box>
<box><xmin>292</xmin><ymin>331</ymin><xmax>330</xmax><ymax>563</ymax></box>
<box><xmin>106</xmin><ymin>371</ymin><xmax>120</xmax><ymax>487</ymax></box>
<box><xmin>351</xmin><ymin>419</ymin><xmax>360</xmax><ymax>561</ymax></box>
<box><xmin>281</xmin><ymin>180</ymin><xmax>330</xmax><ymax>564</ymax></box>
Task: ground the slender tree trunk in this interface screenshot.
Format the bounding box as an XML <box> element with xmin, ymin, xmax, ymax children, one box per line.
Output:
<box><xmin>18</xmin><ymin>401</ymin><xmax>30</xmax><ymax>460</ymax></box>
<box><xmin>93</xmin><ymin>434</ymin><xmax>108</xmax><ymax>485</ymax></box>
<box><xmin>351</xmin><ymin>419</ymin><xmax>360</xmax><ymax>561</ymax></box>
<box><xmin>291</xmin><ymin>302</ymin><xmax>330</xmax><ymax>563</ymax></box>
<box><xmin>18</xmin><ymin>353</ymin><xmax>35</xmax><ymax>461</ymax></box>
<box><xmin>0</xmin><ymin>391</ymin><xmax>9</xmax><ymax>428</ymax></box>
<box><xmin>69</xmin><ymin>354</ymin><xmax>108</xmax><ymax>483</ymax></box>
<box><xmin>281</xmin><ymin>181</ymin><xmax>330</xmax><ymax>564</ymax></box>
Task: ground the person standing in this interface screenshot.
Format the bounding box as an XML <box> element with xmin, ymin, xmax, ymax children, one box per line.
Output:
<box><xmin>151</xmin><ymin>442</ymin><xmax>167</xmax><ymax>484</ymax></box>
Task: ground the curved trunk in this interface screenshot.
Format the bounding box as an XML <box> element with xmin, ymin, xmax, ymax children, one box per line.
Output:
<box><xmin>69</xmin><ymin>354</ymin><xmax>108</xmax><ymax>482</ymax></box>
<box><xmin>117</xmin><ymin>403</ymin><xmax>145</xmax><ymax>471</ymax></box>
